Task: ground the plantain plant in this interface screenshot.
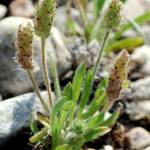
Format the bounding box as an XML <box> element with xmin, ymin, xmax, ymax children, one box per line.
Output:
<box><xmin>15</xmin><ymin>0</ymin><xmax>130</xmax><ymax>150</ymax></box>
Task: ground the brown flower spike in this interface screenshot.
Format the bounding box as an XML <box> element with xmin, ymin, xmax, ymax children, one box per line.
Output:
<box><xmin>16</xmin><ymin>23</ymin><xmax>33</xmax><ymax>70</ymax></box>
<box><xmin>107</xmin><ymin>50</ymin><xmax>130</xmax><ymax>102</ymax></box>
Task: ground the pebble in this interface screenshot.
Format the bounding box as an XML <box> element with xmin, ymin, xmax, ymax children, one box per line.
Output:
<box><xmin>9</xmin><ymin>0</ymin><xmax>34</xmax><ymax>18</ymax></box>
<box><xmin>0</xmin><ymin>92</ymin><xmax>52</xmax><ymax>145</ymax></box>
<box><xmin>0</xmin><ymin>4</ymin><xmax>7</xmax><ymax>19</ymax></box>
<box><xmin>125</xmin><ymin>127</ymin><xmax>150</xmax><ymax>150</ymax></box>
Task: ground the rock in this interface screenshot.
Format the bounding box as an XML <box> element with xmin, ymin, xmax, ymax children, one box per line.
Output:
<box><xmin>0</xmin><ymin>17</ymin><xmax>71</xmax><ymax>98</ymax></box>
<box><xmin>0</xmin><ymin>95</ymin><xmax>2</xmax><ymax>101</ymax></box>
<box><xmin>144</xmin><ymin>146</ymin><xmax>150</xmax><ymax>150</ymax></box>
<box><xmin>141</xmin><ymin>25</ymin><xmax>150</xmax><ymax>45</ymax></box>
<box><xmin>141</xmin><ymin>0</ymin><xmax>150</xmax><ymax>12</ymax></box>
<box><xmin>124</xmin><ymin>77</ymin><xmax>150</xmax><ymax>101</ymax></box>
<box><xmin>0</xmin><ymin>4</ymin><xmax>7</xmax><ymax>19</ymax></box>
<box><xmin>55</xmin><ymin>6</ymin><xmax>81</xmax><ymax>33</ymax></box>
<box><xmin>131</xmin><ymin>45</ymin><xmax>150</xmax><ymax>76</ymax></box>
<box><xmin>70</xmin><ymin>38</ymin><xmax>99</xmax><ymax>66</ymax></box>
<box><xmin>122</xmin><ymin>0</ymin><xmax>145</xmax><ymax>20</ymax></box>
<box><xmin>9</xmin><ymin>0</ymin><xmax>34</xmax><ymax>18</ymax></box>
<box><xmin>126</xmin><ymin>100</ymin><xmax>150</xmax><ymax>121</ymax></box>
<box><xmin>0</xmin><ymin>92</ymin><xmax>51</xmax><ymax>145</ymax></box>
<box><xmin>125</xmin><ymin>127</ymin><xmax>150</xmax><ymax>150</ymax></box>
<box><xmin>104</xmin><ymin>145</ymin><xmax>113</xmax><ymax>150</ymax></box>
<box><xmin>124</xmin><ymin>77</ymin><xmax>150</xmax><ymax>121</ymax></box>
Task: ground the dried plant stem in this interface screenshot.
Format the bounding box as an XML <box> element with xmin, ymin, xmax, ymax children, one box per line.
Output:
<box><xmin>27</xmin><ymin>70</ymin><xmax>49</xmax><ymax>112</ymax></box>
<box><xmin>41</xmin><ymin>37</ymin><xmax>53</xmax><ymax>108</ymax></box>
<box><xmin>76</xmin><ymin>0</ymin><xmax>87</xmax><ymax>27</ymax></box>
<box><xmin>93</xmin><ymin>30</ymin><xmax>109</xmax><ymax>77</ymax></box>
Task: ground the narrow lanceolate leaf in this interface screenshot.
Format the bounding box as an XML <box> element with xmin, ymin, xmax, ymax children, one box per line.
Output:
<box><xmin>100</xmin><ymin>108</ymin><xmax>121</xmax><ymax>127</ymax></box>
<box><xmin>62</xmin><ymin>82</ymin><xmax>73</xmax><ymax>100</ymax></box>
<box><xmin>115</xmin><ymin>12</ymin><xmax>150</xmax><ymax>39</ymax></box>
<box><xmin>51</xmin><ymin>98</ymin><xmax>65</xmax><ymax>149</ymax></box>
<box><xmin>78</xmin><ymin>69</ymin><xmax>93</xmax><ymax>118</ymax></box>
<box><xmin>70</xmin><ymin>136</ymin><xmax>85</xmax><ymax>150</ymax></box>
<box><xmin>85</xmin><ymin>112</ymin><xmax>105</xmax><ymax>129</ymax></box>
<box><xmin>37</xmin><ymin>112</ymin><xmax>50</xmax><ymax>128</ymax></box>
<box><xmin>55</xmin><ymin>144</ymin><xmax>72</xmax><ymax>150</ymax></box>
<box><xmin>82</xmin><ymin>78</ymin><xmax>108</xmax><ymax>118</ymax></box>
<box><xmin>83</xmin><ymin>90</ymin><xmax>106</xmax><ymax>118</ymax></box>
<box><xmin>84</xmin><ymin>126</ymin><xmax>111</xmax><ymax>142</ymax></box>
<box><xmin>29</xmin><ymin>127</ymin><xmax>48</xmax><ymax>143</ymax></box>
<box><xmin>72</xmin><ymin>63</ymin><xmax>86</xmax><ymax>102</ymax></box>
<box><xmin>58</xmin><ymin>101</ymin><xmax>73</xmax><ymax>134</ymax></box>
<box><xmin>30</xmin><ymin>121</ymin><xmax>39</xmax><ymax>134</ymax></box>
<box><xmin>96</xmin><ymin>0</ymin><xmax>106</xmax><ymax>16</ymax></box>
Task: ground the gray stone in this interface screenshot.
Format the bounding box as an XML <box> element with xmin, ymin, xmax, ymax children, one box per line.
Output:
<box><xmin>0</xmin><ymin>92</ymin><xmax>51</xmax><ymax>145</ymax></box>
<box><xmin>125</xmin><ymin>127</ymin><xmax>150</xmax><ymax>150</ymax></box>
<box><xmin>126</xmin><ymin>100</ymin><xmax>150</xmax><ymax>121</ymax></box>
<box><xmin>131</xmin><ymin>46</ymin><xmax>150</xmax><ymax>76</ymax></box>
<box><xmin>122</xmin><ymin>0</ymin><xmax>145</xmax><ymax>20</ymax></box>
<box><xmin>9</xmin><ymin>0</ymin><xmax>34</xmax><ymax>18</ymax></box>
<box><xmin>70</xmin><ymin>38</ymin><xmax>99</xmax><ymax>66</ymax></box>
<box><xmin>0</xmin><ymin>4</ymin><xmax>7</xmax><ymax>19</ymax></box>
<box><xmin>124</xmin><ymin>77</ymin><xmax>150</xmax><ymax>101</ymax></box>
<box><xmin>123</xmin><ymin>77</ymin><xmax>150</xmax><ymax>121</ymax></box>
<box><xmin>0</xmin><ymin>17</ymin><xmax>71</xmax><ymax>98</ymax></box>
<box><xmin>55</xmin><ymin>6</ymin><xmax>81</xmax><ymax>33</ymax></box>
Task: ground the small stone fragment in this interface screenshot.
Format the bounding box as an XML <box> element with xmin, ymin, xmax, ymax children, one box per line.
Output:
<box><xmin>125</xmin><ymin>127</ymin><xmax>150</xmax><ymax>150</ymax></box>
<box><xmin>0</xmin><ymin>4</ymin><xmax>7</xmax><ymax>19</ymax></box>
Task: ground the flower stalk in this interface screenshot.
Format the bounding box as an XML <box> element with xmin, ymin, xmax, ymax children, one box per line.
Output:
<box><xmin>34</xmin><ymin>0</ymin><xmax>56</xmax><ymax>108</ymax></box>
<box><xmin>27</xmin><ymin>70</ymin><xmax>49</xmax><ymax>112</ymax></box>
<box><xmin>16</xmin><ymin>23</ymin><xmax>49</xmax><ymax>112</ymax></box>
<box><xmin>93</xmin><ymin>30</ymin><xmax>109</xmax><ymax>77</ymax></box>
<box><xmin>48</xmin><ymin>54</ymin><xmax>61</xmax><ymax>98</ymax></box>
<box><xmin>93</xmin><ymin>0</ymin><xmax>121</xmax><ymax>77</ymax></box>
<box><xmin>41</xmin><ymin>37</ymin><xmax>53</xmax><ymax>107</ymax></box>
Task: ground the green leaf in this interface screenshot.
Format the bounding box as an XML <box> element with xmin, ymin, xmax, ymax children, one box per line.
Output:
<box><xmin>58</xmin><ymin>100</ymin><xmax>73</xmax><ymax>133</ymax></box>
<box><xmin>72</xmin><ymin>63</ymin><xmax>86</xmax><ymax>102</ymax></box>
<box><xmin>30</xmin><ymin>121</ymin><xmax>39</xmax><ymax>134</ymax></box>
<box><xmin>85</xmin><ymin>112</ymin><xmax>105</xmax><ymax>129</ymax></box>
<box><xmin>100</xmin><ymin>109</ymin><xmax>121</xmax><ymax>127</ymax></box>
<box><xmin>93</xmin><ymin>0</ymin><xmax>106</xmax><ymax>19</ymax></box>
<box><xmin>55</xmin><ymin>144</ymin><xmax>72</xmax><ymax>150</ymax></box>
<box><xmin>37</xmin><ymin>112</ymin><xmax>50</xmax><ymax>128</ymax></box>
<box><xmin>83</xmin><ymin>91</ymin><xmax>106</xmax><ymax>118</ymax></box>
<box><xmin>29</xmin><ymin>127</ymin><xmax>48</xmax><ymax>143</ymax></box>
<box><xmin>106</xmin><ymin>37</ymin><xmax>144</xmax><ymax>53</ymax></box>
<box><xmin>82</xmin><ymin>78</ymin><xmax>108</xmax><ymax>118</ymax></box>
<box><xmin>70</xmin><ymin>136</ymin><xmax>85</xmax><ymax>150</ymax></box>
<box><xmin>51</xmin><ymin>98</ymin><xmax>65</xmax><ymax>149</ymax></box>
<box><xmin>115</xmin><ymin>12</ymin><xmax>150</xmax><ymax>39</ymax></box>
<box><xmin>78</xmin><ymin>69</ymin><xmax>93</xmax><ymax>118</ymax></box>
<box><xmin>62</xmin><ymin>82</ymin><xmax>73</xmax><ymax>100</ymax></box>
<box><xmin>84</xmin><ymin>126</ymin><xmax>111</xmax><ymax>142</ymax></box>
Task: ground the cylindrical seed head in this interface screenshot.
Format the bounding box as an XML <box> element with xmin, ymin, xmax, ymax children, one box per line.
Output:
<box><xmin>34</xmin><ymin>0</ymin><xmax>56</xmax><ymax>38</ymax></box>
<box><xmin>107</xmin><ymin>50</ymin><xmax>130</xmax><ymax>102</ymax></box>
<box><xmin>16</xmin><ymin>23</ymin><xmax>33</xmax><ymax>70</ymax></box>
<box><xmin>103</xmin><ymin>0</ymin><xmax>121</xmax><ymax>30</ymax></box>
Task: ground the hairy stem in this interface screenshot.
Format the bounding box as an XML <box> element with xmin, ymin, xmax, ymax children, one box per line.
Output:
<box><xmin>93</xmin><ymin>30</ymin><xmax>109</xmax><ymax>77</ymax></box>
<box><xmin>27</xmin><ymin>70</ymin><xmax>49</xmax><ymax>112</ymax></box>
<box><xmin>41</xmin><ymin>37</ymin><xmax>53</xmax><ymax>108</ymax></box>
<box><xmin>48</xmin><ymin>54</ymin><xmax>61</xmax><ymax>98</ymax></box>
